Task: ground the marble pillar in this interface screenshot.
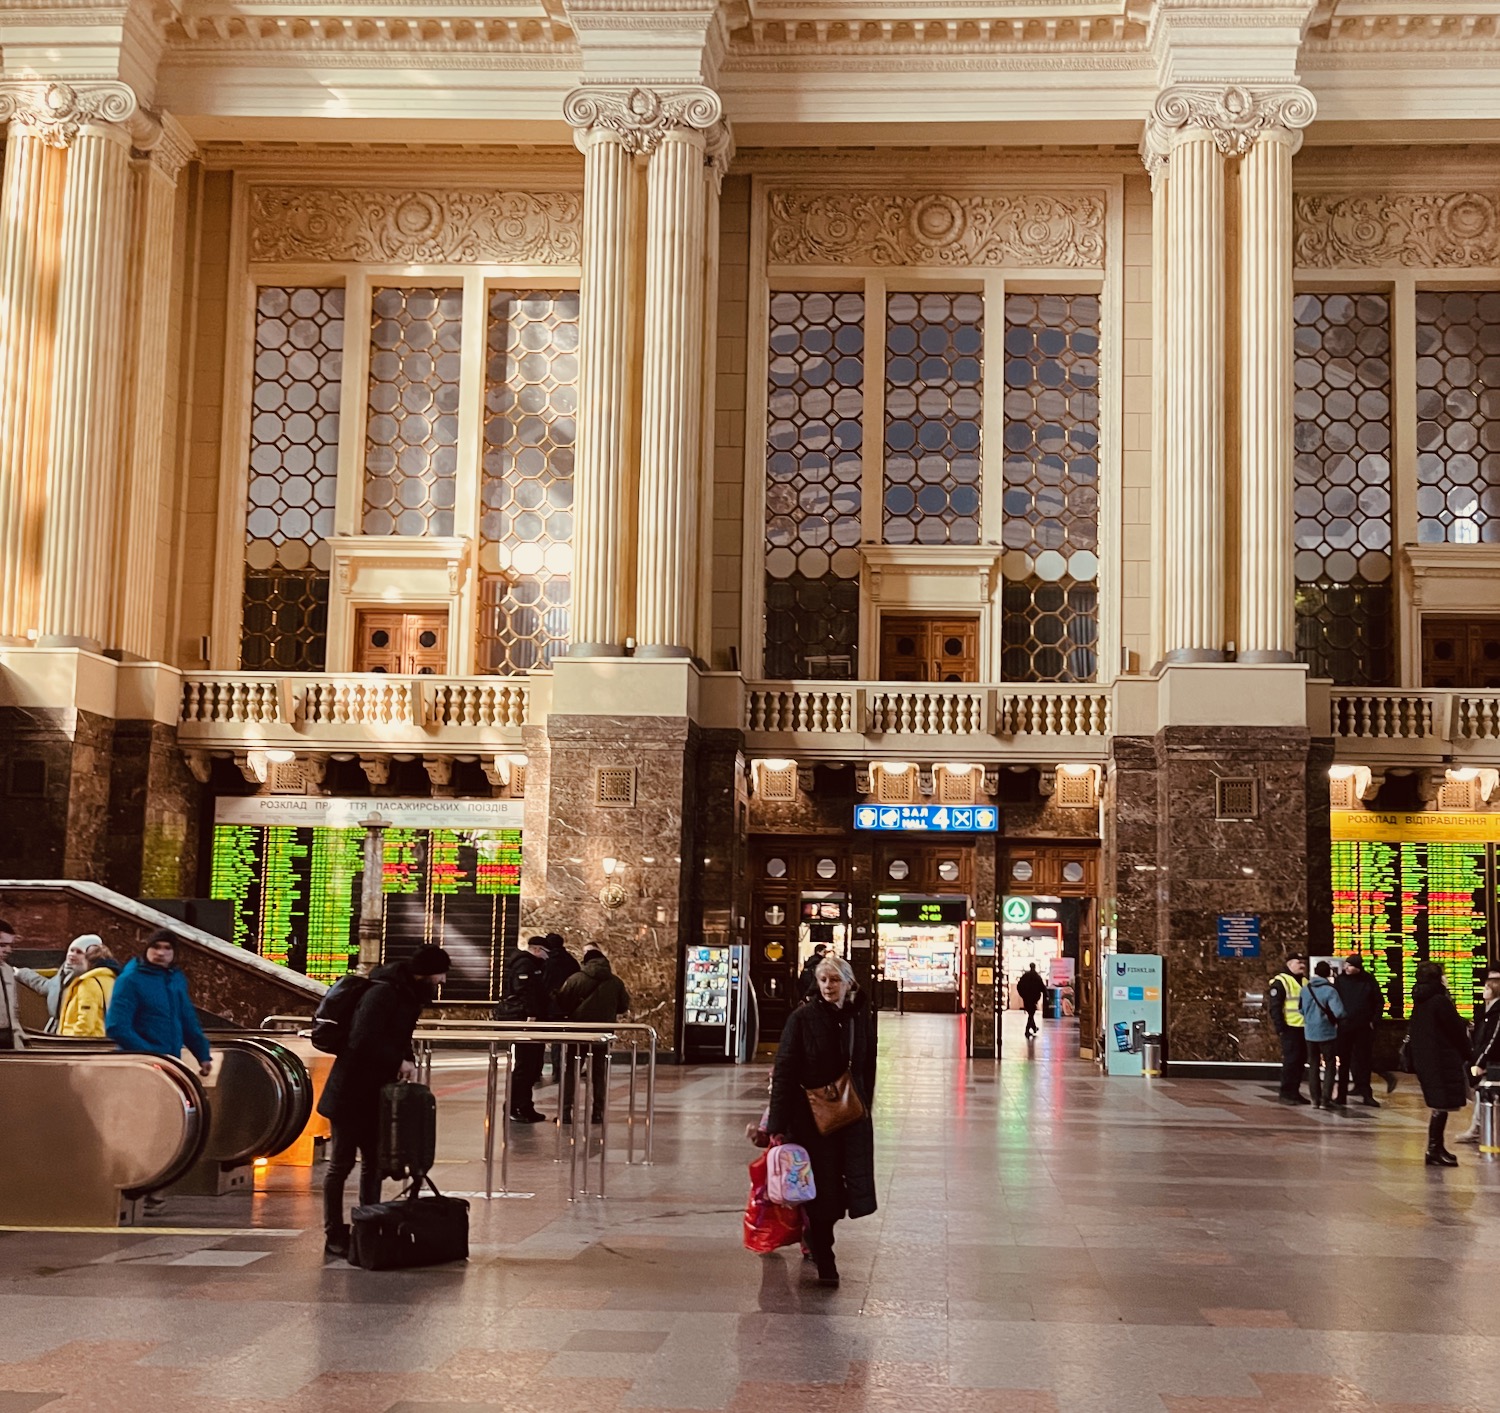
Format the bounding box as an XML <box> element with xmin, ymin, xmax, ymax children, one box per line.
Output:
<box><xmin>1237</xmin><ymin>127</ymin><xmax>1300</xmax><ymax>663</ymax></box>
<box><xmin>1161</xmin><ymin>128</ymin><xmax>1226</xmax><ymax>662</ymax></box>
<box><xmin>566</xmin><ymin>124</ymin><xmax>637</xmax><ymax>655</ymax></box>
<box><xmin>0</xmin><ymin>125</ymin><xmax>62</xmax><ymax>644</ymax></box>
<box><xmin>37</xmin><ymin>120</ymin><xmax>133</xmax><ymax>650</ymax></box>
<box><xmin>635</xmin><ymin>128</ymin><xmax>708</xmax><ymax>657</ymax></box>
<box><xmin>115</xmin><ymin>128</ymin><xmax>193</xmax><ymax>660</ymax></box>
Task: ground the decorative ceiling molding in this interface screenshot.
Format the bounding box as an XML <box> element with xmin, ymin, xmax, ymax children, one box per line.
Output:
<box><xmin>563</xmin><ymin>84</ymin><xmax>722</xmax><ymax>154</ymax></box>
<box><xmin>1141</xmin><ymin>83</ymin><xmax>1316</xmax><ymax>173</ymax></box>
<box><xmin>203</xmin><ymin>142</ymin><xmax>581</xmax><ymax>176</ymax></box>
<box><xmin>248</xmin><ymin>185</ymin><xmax>584</xmax><ymax>264</ymax></box>
<box><xmin>0</xmin><ymin>79</ymin><xmax>141</xmax><ymax>148</ymax></box>
<box><xmin>766</xmin><ymin>188</ymin><xmax>1106</xmax><ymax>268</ymax></box>
<box><xmin>733</xmin><ymin>14</ymin><xmax>1147</xmax><ymax>48</ymax></box>
<box><xmin>1293</xmin><ymin>190</ymin><xmax>1500</xmax><ymax>269</ymax></box>
<box><xmin>165</xmin><ymin>14</ymin><xmax>573</xmax><ymax>48</ymax></box>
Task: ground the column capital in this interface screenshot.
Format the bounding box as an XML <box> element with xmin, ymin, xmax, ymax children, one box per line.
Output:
<box><xmin>1141</xmin><ymin>83</ymin><xmax>1316</xmax><ymax>175</ymax></box>
<box><xmin>704</xmin><ymin>118</ymin><xmax>735</xmax><ymax>190</ymax></box>
<box><xmin>132</xmin><ymin>112</ymin><xmax>198</xmax><ymax>182</ymax></box>
<box><xmin>0</xmin><ymin>79</ymin><xmax>149</xmax><ymax>149</ymax></box>
<box><xmin>564</xmin><ymin>84</ymin><xmax>723</xmax><ymax>157</ymax></box>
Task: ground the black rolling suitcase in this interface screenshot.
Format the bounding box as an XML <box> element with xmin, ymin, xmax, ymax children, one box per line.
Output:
<box><xmin>378</xmin><ymin>1080</ymin><xmax>437</xmax><ymax>1181</ymax></box>
<box><xmin>350</xmin><ymin>1178</ymin><xmax>469</xmax><ymax>1270</ymax></box>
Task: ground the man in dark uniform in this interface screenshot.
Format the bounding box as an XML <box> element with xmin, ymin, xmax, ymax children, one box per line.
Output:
<box><xmin>1268</xmin><ymin>954</ymin><xmax>1309</xmax><ymax>1105</ymax></box>
<box><xmin>540</xmin><ymin>932</ymin><xmax>580</xmax><ymax>1080</ymax></box>
<box><xmin>496</xmin><ymin>935</ymin><xmax>550</xmax><ymax>1123</ymax></box>
<box><xmin>1334</xmin><ymin>954</ymin><xmax>1384</xmax><ymax>1107</ymax></box>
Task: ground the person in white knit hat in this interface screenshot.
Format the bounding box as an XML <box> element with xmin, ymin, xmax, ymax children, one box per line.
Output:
<box><xmin>14</xmin><ymin>933</ymin><xmax>103</xmax><ymax>1035</ymax></box>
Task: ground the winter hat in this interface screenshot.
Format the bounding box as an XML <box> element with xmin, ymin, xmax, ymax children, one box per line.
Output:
<box><xmin>583</xmin><ymin>947</ymin><xmax>606</xmax><ymax>963</ymax></box>
<box><xmin>69</xmin><ymin>933</ymin><xmax>104</xmax><ymax>955</ymax></box>
<box><xmin>526</xmin><ymin>934</ymin><xmax>550</xmax><ymax>951</ymax></box>
<box><xmin>409</xmin><ymin>946</ymin><xmax>452</xmax><ymax>977</ymax></box>
<box><xmin>544</xmin><ymin>932</ymin><xmax>566</xmax><ymax>951</ymax></box>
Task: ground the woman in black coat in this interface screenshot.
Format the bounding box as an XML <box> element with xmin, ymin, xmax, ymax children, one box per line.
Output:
<box><xmin>1408</xmin><ymin>960</ymin><xmax>1470</xmax><ymax>1167</ymax></box>
<box><xmin>767</xmin><ymin>953</ymin><xmax>876</xmax><ymax>1288</ymax></box>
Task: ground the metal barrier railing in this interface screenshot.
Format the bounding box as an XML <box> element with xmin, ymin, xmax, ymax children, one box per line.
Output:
<box><xmin>260</xmin><ymin>1014</ymin><xmax>659</xmax><ymax>1198</ymax></box>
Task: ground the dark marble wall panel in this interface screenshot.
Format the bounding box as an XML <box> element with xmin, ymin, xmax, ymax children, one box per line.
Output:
<box><xmin>0</xmin><ymin>706</ymin><xmax>115</xmax><ymax>881</ymax></box>
<box><xmin>106</xmin><ymin>721</ymin><xmax>204</xmax><ymax>899</ymax></box>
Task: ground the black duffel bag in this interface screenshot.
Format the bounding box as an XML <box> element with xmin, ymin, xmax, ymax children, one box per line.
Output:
<box><xmin>350</xmin><ymin>1178</ymin><xmax>469</xmax><ymax>1270</ymax></box>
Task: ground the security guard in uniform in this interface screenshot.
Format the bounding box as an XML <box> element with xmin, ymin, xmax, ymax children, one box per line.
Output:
<box><xmin>496</xmin><ymin>935</ymin><xmax>550</xmax><ymax>1122</ymax></box>
<box><xmin>1268</xmin><ymin>953</ymin><xmax>1310</xmax><ymax>1105</ymax></box>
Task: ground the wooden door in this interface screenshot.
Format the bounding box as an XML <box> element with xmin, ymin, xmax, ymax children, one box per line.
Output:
<box><xmin>1422</xmin><ymin>616</ymin><xmax>1500</xmax><ymax>689</ymax></box>
<box><xmin>355</xmin><ymin>610</ymin><xmax>448</xmax><ymax>674</ymax></box>
<box><xmin>879</xmin><ymin>615</ymin><xmax>980</xmax><ymax>682</ymax></box>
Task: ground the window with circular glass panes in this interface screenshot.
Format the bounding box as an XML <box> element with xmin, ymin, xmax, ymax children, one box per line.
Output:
<box><xmin>362</xmin><ymin>286</ymin><xmax>463</xmax><ymax>537</ymax></box>
<box><xmin>883</xmin><ymin>291</ymin><xmax>983</xmax><ymax>546</ymax></box>
<box><xmin>888</xmin><ymin>859</ymin><xmax>910</xmax><ymax>880</ymax></box>
<box><xmin>766</xmin><ymin>858</ymin><xmax>788</xmax><ymax>879</ymax></box>
<box><xmin>765</xmin><ymin>291</ymin><xmax>865</xmax><ymax>679</ymax></box>
<box><xmin>999</xmin><ymin>293</ymin><xmax>1100</xmax><ymax>682</ymax></box>
<box><xmin>240</xmin><ymin>286</ymin><xmax>343</xmax><ymax>670</ymax></box>
<box><xmin>1292</xmin><ymin>292</ymin><xmax>1394</xmax><ymax>686</ymax></box>
<box><xmin>478</xmin><ymin>291</ymin><xmax>579</xmax><ymax>674</ymax></box>
<box><xmin>1011</xmin><ymin>859</ymin><xmax>1034</xmax><ymax>882</ymax></box>
<box><xmin>1415</xmin><ymin>291</ymin><xmax>1500</xmax><ymax>546</ymax></box>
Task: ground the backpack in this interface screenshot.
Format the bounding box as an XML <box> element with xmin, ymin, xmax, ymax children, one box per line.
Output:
<box><xmin>765</xmin><ymin>1142</ymin><xmax>817</xmax><ymax>1205</ymax></box>
<box><xmin>311</xmin><ymin>973</ymin><xmax>375</xmax><ymax>1054</ymax></box>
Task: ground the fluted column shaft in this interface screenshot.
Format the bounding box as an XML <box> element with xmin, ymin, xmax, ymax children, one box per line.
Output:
<box><xmin>37</xmin><ymin>122</ymin><xmax>133</xmax><ymax>649</ymax></box>
<box><xmin>569</xmin><ymin>128</ymin><xmax>637</xmax><ymax>656</ymax></box>
<box><xmin>0</xmin><ymin>126</ymin><xmax>63</xmax><ymax>643</ymax></box>
<box><xmin>635</xmin><ymin>128</ymin><xmax>708</xmax><ymax>657</ymax></box>
<box><xmin>1162</xmin><ymin>129</ymin><xmax>1226</xmax><ymax>662</ymax></box>
<box><xmin>115</xmin><ymin>149</ymin><xmax>185</xmax><ymax>659</ymax></box>
<box><xmin>1237</xmin><ymin>129</ymin><xmax>1296</xmax><ymax>662</ymax></box>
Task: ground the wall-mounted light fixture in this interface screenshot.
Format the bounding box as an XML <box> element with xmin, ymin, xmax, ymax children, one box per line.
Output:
<box><xmin>600</xmin><ymin>856</ymin><xmax>627</xmax><ymax>909</ymax></box>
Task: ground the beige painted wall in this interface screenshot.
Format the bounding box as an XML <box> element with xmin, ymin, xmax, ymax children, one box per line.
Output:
<box><xmin>1118</xmin><ymin>172</ymin><xmax>1155</xmax><ymax>672</ymax></box>
<box><xmin>711</xmin><ymin>172</ymin><xmax>751</xmax><ymax>671</ymax></box>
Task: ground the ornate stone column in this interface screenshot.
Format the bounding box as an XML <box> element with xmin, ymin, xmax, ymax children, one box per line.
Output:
<box><xmin>1145</xmin><ymin>95</ymin><xmax>1227</xmax><ymax>663</ymax></box>
<box><xmin>0</xmin><ymin>112</ymin><xmax>63</xmax><ymax>644</ymax></box>
<box><xmin>1236</xmin><ymin>92</ymin><xmax>1315</xmax><ymax>662</ymax></box>
<box><xmin>563</xmin><ymin>91</ymin><xmax>644</xmax><ymax>656</ymax></box>
<box><xmin>11</xmin><ymin>83</ymin><xmax>142</xmax><ymax>650</ymax></box>
<box><xmin>115</xmin><ymin>120</ymin><xmax>196</xmax><ymax>660</ymax></box>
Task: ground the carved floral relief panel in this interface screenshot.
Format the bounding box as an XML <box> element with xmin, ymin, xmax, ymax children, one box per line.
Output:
<box><xmin>766</xmin><ymin>189</ymin><xmax>1107</xmax><ymax>269</ymax></box>
<box><xmin>248</xmin><ymin>187</ymin><xmax>584</xmax><ymax>265</ymax></box>
<box><xmin>1293</xmin><ymin>191</ymin><xmax>1500</xmax><ymax>269</ymax></box>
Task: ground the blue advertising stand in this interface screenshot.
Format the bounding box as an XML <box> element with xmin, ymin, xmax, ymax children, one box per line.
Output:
<box><xmin>1103</xmin><ymin>954</ymin><xmax>1164</xmax><ymax>1076</ymax></box>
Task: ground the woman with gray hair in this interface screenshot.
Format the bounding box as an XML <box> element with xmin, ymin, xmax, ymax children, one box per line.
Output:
<box><xmin>767</xmin><ymin>951</ymin><xmax>877</xmax><ymax>1288</ymax></box>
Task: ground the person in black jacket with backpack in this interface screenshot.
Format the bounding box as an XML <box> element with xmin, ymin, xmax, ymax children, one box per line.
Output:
<box><xmin>556</xmin><ymin>947</ymin><xmax>630</xmax><ymax>1124</ymax></box>
<box><xmin>319</xmin><ymin>946</ymin><xmax>450</xmax><ymax>1258</ymax></box>
<box><xmin>767</xmin><ymin>953</ymin><xmax>877</xmax><ymax>1289</ymax></box>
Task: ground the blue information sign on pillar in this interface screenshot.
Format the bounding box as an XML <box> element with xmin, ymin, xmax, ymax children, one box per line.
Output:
<box><xmin>1216</xmin><ymin>913</ymin><xmax>1262</xmax><ymax>959</ymax></box>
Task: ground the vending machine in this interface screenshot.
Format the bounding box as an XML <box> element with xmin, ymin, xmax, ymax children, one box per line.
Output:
<box><xmin>681</xmin><ymin>942</ymin><xmax>755</xmax><ymax>1062</ymax></box>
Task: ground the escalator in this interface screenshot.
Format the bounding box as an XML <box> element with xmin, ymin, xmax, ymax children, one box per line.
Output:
<box><xmin>0</xmin><ymin>1035</ymin><xmax>314</xmax><ymax>1228</ymax></box>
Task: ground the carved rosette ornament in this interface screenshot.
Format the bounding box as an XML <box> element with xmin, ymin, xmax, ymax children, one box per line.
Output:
<box><xmin>0</xmin><ymin>80</ymin><xmax>140</xmax><ymax>148</ymax></box>
<box><xmin>1294</xmin><ymin>191</ymin><xmax>1500</xmax><ymax>268</ymax></box>
<box><xmin>563</xmin><ymin>85</ymin><xmax>724</xmax><ymax>157</ymax></box>
<box><xmin>1142</xmin><ymin>84</ymin><xmax>1316</xmax><ymax>176</ymax></box>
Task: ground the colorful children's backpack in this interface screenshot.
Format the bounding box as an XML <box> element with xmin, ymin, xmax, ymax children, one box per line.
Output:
<box><xmin>765</xmin><ymin>1142</ymin><xmax>817</xmax><ymax>1205</ymax></box>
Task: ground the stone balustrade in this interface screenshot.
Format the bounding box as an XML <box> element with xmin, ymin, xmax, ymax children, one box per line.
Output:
<box><xmin>1328</xmin><ymin>689</ymin><xmax>1500</xmax><ymax>761</ymax></box>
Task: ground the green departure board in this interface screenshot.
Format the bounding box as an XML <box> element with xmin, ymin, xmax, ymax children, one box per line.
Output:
<box><xmin>209</xmin><ymin>822</ymin><xmax>522</xmax><ymax>999</ymax></box>
<box><xmin>1331</xmin><ymin>837</ymin><xmax>1490</xmax><ymax>1019</ymax></box>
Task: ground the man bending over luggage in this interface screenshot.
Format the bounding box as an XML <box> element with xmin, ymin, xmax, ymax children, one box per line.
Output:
<box><xmin>319</xmin><ymin>945</ymin><xmax>451</xmax><ymax>1259</ymax></box>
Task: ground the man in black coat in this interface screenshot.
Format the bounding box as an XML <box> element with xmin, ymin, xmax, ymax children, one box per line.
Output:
<box><xmin>797</xmin><ymin>944</ymin><xmax>827</xmax><ymax>1000</ymax></box>
<box><xmin>1457</xmin><ymin>967</ymin><xmax>1500</xmax><ymax>1144</ymax></box>
<box><xmin>496</xmin><ymin>935</ymin><xmax>550</xmax><ymax>1123</ymax></box>
<box><xmin>318</xmin><ymin>945</ymin><xmax>450</xmax><ymax>1258</ymax></box>
<box><xmin>540</xmin><ymin>932</ymin><xmax>581</xmax><ymax>1081</ymax></box>
<box><xmin>1016</xmin><ymin>963</ymin><xmax>1046</xmax><ymax>1039</ymax></box>
<box><xmin>1334</xmin><ymin>954</ymin><xmax>1385</xmax><ymax>1107</ymax></box>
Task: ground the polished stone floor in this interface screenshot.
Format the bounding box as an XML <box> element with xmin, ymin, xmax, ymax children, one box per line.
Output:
<box><xmin>2</xmin><ymin>1011</ymin><xmax>1498</xmax><ymax>1413</ymax></box>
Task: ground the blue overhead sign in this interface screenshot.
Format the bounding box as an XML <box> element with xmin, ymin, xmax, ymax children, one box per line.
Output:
<box><xmin>1216</xmin><ymin>913</ymin><xmax>1262</xmax><ymax>959</ymax></box>
<box><xmin>854</xmin><ymin>804</ymin><xmax>999</xmax><ymax>833</ymax></box>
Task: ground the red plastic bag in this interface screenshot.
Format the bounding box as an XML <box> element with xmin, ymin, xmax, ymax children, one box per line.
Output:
<box><xmin>743</xmin><ymin>1151</ymin><xmax>805</xmax><ymax>1253</ymax></box>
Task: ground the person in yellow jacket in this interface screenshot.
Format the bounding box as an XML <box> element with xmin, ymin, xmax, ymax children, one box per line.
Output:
<box><xmin>1268</xmin><ymin>953</ymin><xmax>1309</xmax><ymax>1106</ymax></box>
<box><xmin>58</xmin><ymin>941</ymin><xmax>122</xmax><ymax>1039</ymax></box>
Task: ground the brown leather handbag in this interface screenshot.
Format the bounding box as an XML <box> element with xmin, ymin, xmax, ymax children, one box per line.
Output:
<box><xmin>804</xmin><ymin>1018</ymin><xmax>866</xmax><ymax>1135</ymax></box>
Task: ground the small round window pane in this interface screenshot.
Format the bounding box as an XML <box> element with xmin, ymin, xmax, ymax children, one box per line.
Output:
<box><xmin>418</xmin><ymin>630</ymin><xmax>438</xmax><ymax>648</ymax></box>
<box><xmin>1062</xmin><ymin>861</ymin><xmax>1085</xmax><ymax>883</ymax></box>
<box><xmin>937</xmin><ymin>860</ymin><xmax>960</xmax><ymax>882</ymax></box>
<box><xmin>888</xmin><ymin>859</ymin><xmax>910</xmax><ymax>881</ymax></box>
<box><xmin>371</xmin><ymin>629</ymin><xmax>390</xmax><ymax>648</ymax></box>
<box><xmin>765</xmin><ymin>857</ymin><xmax>788</xmax><ymax>879</ymax></box>
<box><xmin>764</xmin><ymin>905</ymin><xmax>786</xmax><ymax>926</ymax></box>
<box><xmin>1011</xmin><ymin>860</ymin><xmax>1034</xmax><ymax>882</ymax></box>
<box><xmin>816</xmin><ymin>858</ymin><xmax>837</xmax><ymax>879</ymax></box>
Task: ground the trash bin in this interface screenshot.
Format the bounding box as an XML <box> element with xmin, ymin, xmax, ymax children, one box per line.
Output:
<box><xmin>1479</xmin><ymin>1076</ymin><xmax>1500</xmax><ymax>1159</ymax></box>
<box><xmin>1141</xmin><ymin>1033</ymin><xmax>1164</xmax><ymax>1078</ymax></box>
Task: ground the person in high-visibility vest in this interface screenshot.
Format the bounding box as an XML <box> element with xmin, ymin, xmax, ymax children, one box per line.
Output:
<box><xmin>1267</xmin><ymin>954</ymin><xmax>1309</xmax><ymax>1105</ymax></box>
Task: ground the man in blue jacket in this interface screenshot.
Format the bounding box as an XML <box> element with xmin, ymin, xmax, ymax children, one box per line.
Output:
<box><xmin>106</xmin><ymin>929</ymin><xmax>213</xmax><ymax>1078</ymax></box>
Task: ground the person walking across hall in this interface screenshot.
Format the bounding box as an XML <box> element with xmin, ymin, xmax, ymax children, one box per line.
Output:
<box><xmin>555</xmin><ymin>946</ymin><xmax>631</xmax><ymax>1124</ymax></box>
<box><xmin>1334</xmin><ymin>954</ymin><xmax>1384</xmax><ymax>1107</ymax></box>
<box><xmin>1408</xmin><ymin>960</ymin><xmax>1471</xmax><ymax>1167</ymax></box>
<box><xmin>1268</xmin><ymin>953</ymin><xmax>1309</xmax><ymax>1105</ymax></box>
<box><xmin>767</xmin><ymin>953</ymin><xmax>877</xmax><ymax>1289</ymax></box>
<box><xmin>317</xmin><ymin>945</ymin><xmax>451</xmax><ymax>1258</ymax></box>
<box><xmin>1455</xmin><ymin>966</ymin><xmax>1500</xmax><ymax>1145</ymax></box>
<box><xmin>496</xmin><ymin>935</ymin><xmax>550</xmax><ymax>1123</ymax></box>
<box><xmin>1016</xmin><ymin>963</ymin><xmax>1046</xmax><ymax>1040</ymax></box>
<box><xmin>1298</xmin><ymin>960</ymin><xmax>1345</xmax><ymax>1110</ymax></box>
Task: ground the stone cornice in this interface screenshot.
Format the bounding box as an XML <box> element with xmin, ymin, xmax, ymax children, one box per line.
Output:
<box><xmin>563</xmin><ymin>83</ymin><xmax>722</xmax><ymax>155</ymax></box>
<box><xmin>0</xmin><ymin>79</ymin><xmax>143</xmax><ymax>147</ymax></box>
<box><xmin>163</xmin><ymin>12</ymin><xmax>573</xmax><ymax>50</ymax></box>
<box><xmin>1141</xmin><ymin>82</ymin><xmax>1316</xmax><ymax>175</ymax></box>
